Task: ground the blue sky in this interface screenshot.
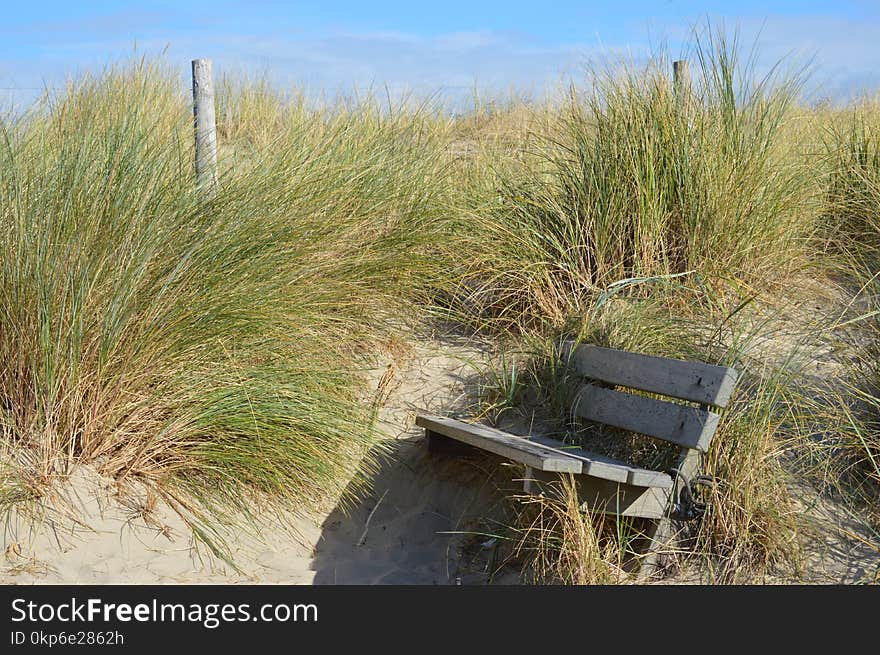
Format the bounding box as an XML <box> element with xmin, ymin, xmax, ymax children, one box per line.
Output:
<box><xmin>1</xmin><ymin>1</ymin><xmax>878</xmax><ymax>107</ymax></box>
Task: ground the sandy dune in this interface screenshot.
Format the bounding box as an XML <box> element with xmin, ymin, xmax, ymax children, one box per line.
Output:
<box><xmin>3</xmin><ymin>331</ymin><xmax>878</xmax><ymax>585</ymax></box>
<box><xmin>1</xmin><ymin>337</ymin><xmax>517</xmax><ymax>585</ymax></box>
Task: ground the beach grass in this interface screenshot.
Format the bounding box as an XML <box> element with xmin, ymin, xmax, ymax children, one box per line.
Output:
<box><xmin>0</xmin><ymin>30</ymin><xmax>878</xmax><ymax>581</ymax></box>
<box><xmin>0</xmin><ymin>59</ymin><xmax>458</xmax><ymax>554</ymax></box>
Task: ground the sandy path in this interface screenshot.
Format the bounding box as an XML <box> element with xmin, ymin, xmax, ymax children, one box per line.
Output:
<box><xmin>1</xmin><ymin>335</ymin><xmax>514</xmax><ymax>585</ymax></box>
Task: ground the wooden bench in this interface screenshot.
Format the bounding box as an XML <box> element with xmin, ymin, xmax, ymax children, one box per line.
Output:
<box><xmin>416</xmin><ymin>340</ymin><xmax>739</xmax><ymax>577</ymax></box>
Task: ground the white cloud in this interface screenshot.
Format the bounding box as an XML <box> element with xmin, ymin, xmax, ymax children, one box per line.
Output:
<box><xmin>663</xmin><ymin>14</ymin><xmax>880</xmax><ymax>101</ymax></box>
<box><xmin>2</xmin><ymin>12</ymin><xmax>880</xmax><ymax>109</ymax></box>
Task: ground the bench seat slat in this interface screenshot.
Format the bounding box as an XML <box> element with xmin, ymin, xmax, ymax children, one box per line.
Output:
<box><xmin>416</xmin><ymin>415</ymin><xmax>582</xmax><ymax>473</ymax></box>
<box><xmin>415</xmin><ymin>415</ymin><xmax>672</xmax><ymax>489</ymax></box>
<box><xmin>527</xmin><ymin>435</ymin><xmax>672</xmax><ymax>489</ymax></box>
<box><xmin>561</xmin><ymin>341</ymin><xmax>739</xmax><ymax>408</ymax></box>
<box><xmin>574</xmin><ymin>384</ymin><xmax>720</xmax><ymax>452</ymax></box>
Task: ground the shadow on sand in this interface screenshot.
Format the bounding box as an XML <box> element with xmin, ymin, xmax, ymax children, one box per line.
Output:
<box><xmin>311</xmin><ymin>427</ymin><xmax>523</xmax><ymax>585</ymax></box>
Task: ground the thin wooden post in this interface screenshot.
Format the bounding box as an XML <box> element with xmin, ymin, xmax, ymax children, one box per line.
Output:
<box><xmin>191</xmin><ymin>58</ymin><xmax>218</xmax><ymax>193</ymax></box>
<box><xmin>673</xmin><ymin>59</ymin><xmax>690</xmax><ymax>103</ymax></box>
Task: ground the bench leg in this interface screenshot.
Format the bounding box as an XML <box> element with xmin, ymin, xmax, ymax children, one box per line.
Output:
<box><xmin>523</xmin><ymin>466</ymin><xmax>536</xmax><ymax>494</ymax></box>
<box><xmin>638</xmin><ymin>517</ymin><xmax>676</xmax><ymax>581</ymax></box>
<box><xmin>638</xmin><ymin>447</ymin><xmax>702</xmax><ymax>580</ymax></box>
<box><xmin>522</xmin><ymin>466</ymin><xmax>561</xmax><ymax>495</ymax></box>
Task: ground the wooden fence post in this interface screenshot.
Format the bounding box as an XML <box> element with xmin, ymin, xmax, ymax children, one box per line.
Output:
<box><xmin>673</xmin><ymin>59</ymin><xmax>690</xmax><ymax>103</ymax></box>
<box><xmin>191</xmin><ymin>58</ymin><xmax>218</xmax><ymax>193</ymax></box>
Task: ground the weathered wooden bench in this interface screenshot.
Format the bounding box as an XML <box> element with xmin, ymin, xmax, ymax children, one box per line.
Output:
<box><xmin>416</xmin><ymin>340</ymin><xmax>739</xmax><ymax>577</ymax></box>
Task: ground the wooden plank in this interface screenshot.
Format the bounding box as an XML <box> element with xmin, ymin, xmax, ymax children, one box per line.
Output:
<box><xmin>626</xmin><ymin>468</ymin><xmax>674</xmax><ymax>488</ymax></box>
<box><xmin>525</xmin><ymin>469</ymin><xmax>670</xmax><ymax>519</ymax></box>
<box><xmin>573</xmin><ymin>384</ymin><xmax>720</xmax><ymax>452</ymax></box>
<box><xmin>528</xmin><ymin>435</ymin><xmax>672</xmax><ymax>489</ymax></box>
<box><xmin>526</xmin><ymin>434</ymin><xmax>626</xmax><ymax>483</ymax></box>
<box><xmin>560</xmin><ymin>341</ymin><xmax>739</xmax><ymax>408</ymax></box>
<box><xmin>577</xmin><ymin>478</ymin><xmax>669</xmax><ymax>519</ymax></box>
<box><xmin>419</xmin><ymin>415</ymin><xmax>672</xmax><ymax>489</ymax></box>
<box><xmin>416</xmin><ymin>415</ymin><xmax>582</xmax><ymax>473</ymax></box>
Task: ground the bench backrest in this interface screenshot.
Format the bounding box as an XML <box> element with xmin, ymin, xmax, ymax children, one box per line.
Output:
<box><xmin>560</xmin><ymin>341</ymin><xmax>739</xmax><ymax>454</ymax></box>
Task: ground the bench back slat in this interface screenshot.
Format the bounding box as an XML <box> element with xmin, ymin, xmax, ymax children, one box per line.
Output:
<box><xmin>574</xmin><ymin>384</ymin><xmax>720</xmax><ymax>452</ymax></box>
<box><xmin>562</xmin><ymin>341</ymin><xmax>739</xmax><ymax>408</ymax></box>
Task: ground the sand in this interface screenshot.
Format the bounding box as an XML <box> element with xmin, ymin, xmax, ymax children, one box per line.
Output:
<box><xmin>3</xmin><ymin>318</ymin><xmax>879</xmax><ymax>585</ymax></box>
<box><xmin>1</xmin><ymin>336</ymin><xmax>519</xmax><ymax>585</ymax></box>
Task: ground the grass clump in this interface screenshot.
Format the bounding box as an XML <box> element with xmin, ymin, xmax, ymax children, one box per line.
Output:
<box><xmin>513</xmin><ymin>476</ymin><xmax>628</xmax><ymax>584</ymax></box>
<box><xmin>454</xmin><ymin>32</ymin><xmax>817</xmax><ymax>331</ymax></box>
<box><xmin>1</xmin><ymin>28</ymin><xmax>875</xmax><ymax>585</ymax></box>
<box><xmin>819</xmin><ymin>99</ymin><xmax>880</xmax><ymax>517</ymax></box>
<box><xmin>0</xmin><ymin>60</ymin><xmax>457</xmax><ymax>552</ymax></box>
<box><xmin>450</xmin><ymin>30</ymin><xmax>827</xmax><ymax>581</ymax></box>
